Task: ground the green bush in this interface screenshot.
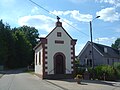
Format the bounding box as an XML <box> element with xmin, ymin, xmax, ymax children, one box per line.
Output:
<box><xmin>113</xmin><ymin>62</ymin><xmax>120</xmax><ymax>79</ymax></box>
<box><xmin>76</xmin><ymin>67</ymin><xmax>85</xmax><ymax>75</ymax></box>
<box><xmin>94</xmin><ymin>65</ymin><xmax>115</xmax><ymax>80</ymax></box>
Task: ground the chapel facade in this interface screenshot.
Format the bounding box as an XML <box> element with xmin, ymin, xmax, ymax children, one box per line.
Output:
<box><xmin>33</xmin><ymin>17</ymin><xmax>77</xmax><ymax>79</ymax></box>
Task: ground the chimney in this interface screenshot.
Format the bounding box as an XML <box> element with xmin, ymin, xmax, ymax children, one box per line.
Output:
<box><xmin>56</xmin><ymin>16</ymin><xmax>62</xmax><ymax>27</ymax></box>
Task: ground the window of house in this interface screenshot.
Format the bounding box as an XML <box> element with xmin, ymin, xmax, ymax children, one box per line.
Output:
<box><xmin>89</xmin><ymin>51</ymin><xmax>91</xmax><ymax>55</ymax></box>
<box><xmin>107</xmin><ymin>59</ymin><xmax>109</xmax><ymax>65</ymax></box>
<box><xmin>36</xmin><ymin>54</ymin><xmax>37</xmax><ymax>65</ymax></box>
<box><xmin>57</xmin><ymin>32</ymin><xmax>61</xmax><ymax>37</ymax></box>
<box><xmin>84</xmin><ymin>59</ymin><xmax>86</xmax><ymax>65</ymax></box>
<box><xmin>87</xmin><ymin>60</ymin><xmax>89</xmax><ymax>66</ymax></box>
<box><xmin>39</xmin><ymin>52</ymin><xmax>41</xmax><ymax>65</ymax></box>
<box><xmin>90</xmin><ymin>59</ymin><xmax>92</xmax><ymax>67</ymax></box>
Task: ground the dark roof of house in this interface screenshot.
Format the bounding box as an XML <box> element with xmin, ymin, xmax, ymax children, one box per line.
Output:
<box><xmin>93</xmin><ymin>42</ymin><xmax>120</xmax><ymax>58</ymax></box>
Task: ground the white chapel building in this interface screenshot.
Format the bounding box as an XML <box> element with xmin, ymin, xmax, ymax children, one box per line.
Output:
<box><xmin>33</xmin><ymin>17</ymin><xmax>77</xmax><ymax>79</ymax></box>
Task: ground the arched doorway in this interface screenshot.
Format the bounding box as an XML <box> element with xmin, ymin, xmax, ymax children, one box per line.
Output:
<box><xmin>54</xmin><ymin>53</ymin><xmax>65</xmax><ymax>74</ymax></box>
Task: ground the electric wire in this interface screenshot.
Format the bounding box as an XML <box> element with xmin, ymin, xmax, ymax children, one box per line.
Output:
<box><xmin>29</xmin><ymin>0</ymin><xmax>89</xmax><ymax>37</ymax></box>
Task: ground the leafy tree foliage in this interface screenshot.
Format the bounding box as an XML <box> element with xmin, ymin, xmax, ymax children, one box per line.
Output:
<box><xmin>0</xmin><ymin>20</ymin><xmax>39</xmax><ymax>69</ymax></box>
<box><xmin>112</xmin><ymin>38</ymin><xmax>120</xmax><ymax>49</ymax></box>
<box><xmin>16</xmin><ymin>26</ymin><xmax>39</xmax><ymax>48</ymax></box>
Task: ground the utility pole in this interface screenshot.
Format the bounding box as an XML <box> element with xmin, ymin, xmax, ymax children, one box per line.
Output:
<box><xmin>89</xmin><ymin>16</ymin><xmax>100</xmax><ymax>69</ymax></box>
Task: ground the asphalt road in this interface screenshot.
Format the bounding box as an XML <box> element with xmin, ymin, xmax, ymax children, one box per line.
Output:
<box><xmin>0</xmin><ymin>70</ymin><xmax>120</xmax><ymax>90</ymax></box>
<box><xmin>0</xmin><ymin>70</ymin><xmax>62</xmax><ymax>90</ymax></box>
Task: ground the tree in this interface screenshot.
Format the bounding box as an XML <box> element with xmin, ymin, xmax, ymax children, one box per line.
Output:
<box><xmin>0</xmin><ymin>20</ymin><xmax>39</xmax><ymax>69</ymax></box>
<box><xmin>16</xmin><ymin>25</ymin><xmax>39</xmax><ymax>48</ymax></box>
<box><xmin>112</xmin><ymin>38</ymin><xmax>120</xmax><ymax>49</ymax></box>
<box><xmin>14</xmin><ymin>30</ymin><xmax>32</xmax><ymax>68</ymax></box>
<box><xmin>0</xmin><ymin>20</ymin><xmax>16</xmax><ymax>68</ymax></box>
<box><xmin>14</xmin><ymin>26</ymin><xmax>39</xmax><ymax>65</ymax></box>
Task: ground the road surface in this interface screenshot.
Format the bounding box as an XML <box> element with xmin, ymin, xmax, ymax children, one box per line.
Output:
<box><xmin>0</xmin><ymin>70</ymin><xmax>120</xmax><ymax>90</ymax></box>
<box><xmin>0</xmin><ymin>70</ymin><xmax>62</xmax><ymax>90</ymax></box>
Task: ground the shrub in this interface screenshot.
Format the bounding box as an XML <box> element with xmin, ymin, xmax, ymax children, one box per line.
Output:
<box><xmin>75</xmin><ymin>67</ymin><xmax>85</xmax><ymax>76</ymax></box>
<box><xmin>94</xmin><ymin>65</ymin><xmax>115</xmax><ymax>80</ymax></box>
<box><xmin>113</xmin><ymin>62</ymin><xmax>120</xmax><ymax>79</ymax></box>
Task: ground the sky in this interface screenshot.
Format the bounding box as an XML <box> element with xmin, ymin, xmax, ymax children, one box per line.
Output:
<box><xmin>0</xmin><ymin>0</ymin><xmax>120</xmax><ymax>55</ymax></box>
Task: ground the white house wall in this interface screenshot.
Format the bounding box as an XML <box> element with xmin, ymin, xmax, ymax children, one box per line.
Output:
<box><xmin>93</xmin><ymin>47</ymin><xmax>104</xmax><ymax>66</ymax></box>
<box><xmin>104</xmin><ymin>58</ymin><xmax>120</xmax><ymax>65</ymax></box>
<box><xmin>79</xmin><ymin>43</ymin><xmax>120</xmax><ymax>66</ymax></box>
<box><xmin>35</xmin><ymin>45</ymin><xmax>43</xmax><ymax>75</ymax></box>
<box><xmin>79</xmin><ymin>44</ymin><xmax>104</xmax><ymax>66</ymax></box>
<box><xmin>46</xmin><ymin>27</ymin><xmax>72</xmax><ymax>74</ymax></box>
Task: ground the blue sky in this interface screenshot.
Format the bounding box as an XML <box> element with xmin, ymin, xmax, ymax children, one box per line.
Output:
<box><xmin>0</xmin><ymin>0</ymin><xmax>120</xmax><ymax>55</ymax></box>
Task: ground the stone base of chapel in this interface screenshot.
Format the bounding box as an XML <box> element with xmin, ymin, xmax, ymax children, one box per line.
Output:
<box><xmin>43</xmin><ymin>74</ymin><xmax>73</xmax><ymax>79</ymax></box>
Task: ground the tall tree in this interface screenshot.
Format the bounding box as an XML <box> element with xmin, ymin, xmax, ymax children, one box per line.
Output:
<box><xmin>112</xmin><ymin>38</ymin><xmax>120</xmax><ymax>49</ymax></box>
<box><xmin>0</xmin><ymin>20</ymin><xmax>39</xmax><ymax>69</ymax></box>
<box><xmin>16</xmin><ymin>25</ymin><xmax>39</xmax><ymax>48</ymax></box>
<box><xmin>12</xmin><ymin>26</ymin><xmax>39</xmax><ymax>68</ymax></box>
<box><xmin>0</xmin><ymin>20</ymin><xmax>16</xmax><ymax>67</ymax></box>
<box><xmin>14</xmin><ymin>30</ymin><xmax>32</xmax><ymax>68</ymax></box>
<box><xmin>15</xmin><ymin>26</ymin><xmax>39</xmax><ymax>66</ymax></box>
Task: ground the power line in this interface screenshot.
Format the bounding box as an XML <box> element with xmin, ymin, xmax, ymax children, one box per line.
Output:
<box><xmin>29</xmin><ymin>0</ymin><xmax>89</xmax><ymax>37</ymax></box>
<box><xmin>29</xmin><ymin>0</ymin><xmax>50</xmax><ymax>14</ymax></box>
<box><xmin>63</xmin><ymin>21</ymin><xmax>89</xmax><ymax>36</ymax></box>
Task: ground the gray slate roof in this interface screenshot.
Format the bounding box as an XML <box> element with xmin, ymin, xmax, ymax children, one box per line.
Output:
<box><xmin>93</xmin><ymin>42</ymin><xmax>120</xmax><ymax>58</ymax></box>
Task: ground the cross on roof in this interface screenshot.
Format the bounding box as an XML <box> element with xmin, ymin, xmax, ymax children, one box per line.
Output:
<box><xmin>57</xmin><ymin>16</ymin><xmax>60</xmax><ymax>22</ymax></box>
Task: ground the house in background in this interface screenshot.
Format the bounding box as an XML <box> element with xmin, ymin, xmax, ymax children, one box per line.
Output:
<box><xmin>77</xmin><ymin>41</ymin><xmax>120</xmax><ymax>67</ymax></box>
<box><xmin>33</xmin><ymin>17</ymin><xmax>77</xmax><ymax>79</ymax></box>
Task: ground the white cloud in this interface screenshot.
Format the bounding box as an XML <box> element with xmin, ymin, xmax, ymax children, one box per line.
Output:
<box><xmin>96</xmin><ymin>0</ymin><xmax>120</xmax><ymax>7</ymax></box>
<box><xmin>61</xmin><ymin>18</ymin><xmax>73</xmax><ymax>30</ymax></box>
<box><xmin>39</xmin><ymin>34</ymin><xmax>47</xmax><ymax>37</ymax></box>
<box><xmin>96</xmin><ymin>7</ymin><xmax>120</xmax><ymax>22</ymax></box>
<box><xmin>31</xmin><ymin>7</ymin><xmax>39</xmax><ymax>14</ymax></box>
<box><xmin>95</xmin><ymin>37</ymin><xmax>116</xmax><ymax>46</ymax></box>
<box><xmin>18</xmin><ymin>14</ymin><xmax>73</xmax><ymax>33</ymax></box>
<box><xmin>18</xmin><ymin>15</ymin><xmax>55</xmax><ymax>32</ymax></box>
<box><xmin>51</xmin><ymin>10</ymin><xmax>93</xmax><ymax>22</ymax></box>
